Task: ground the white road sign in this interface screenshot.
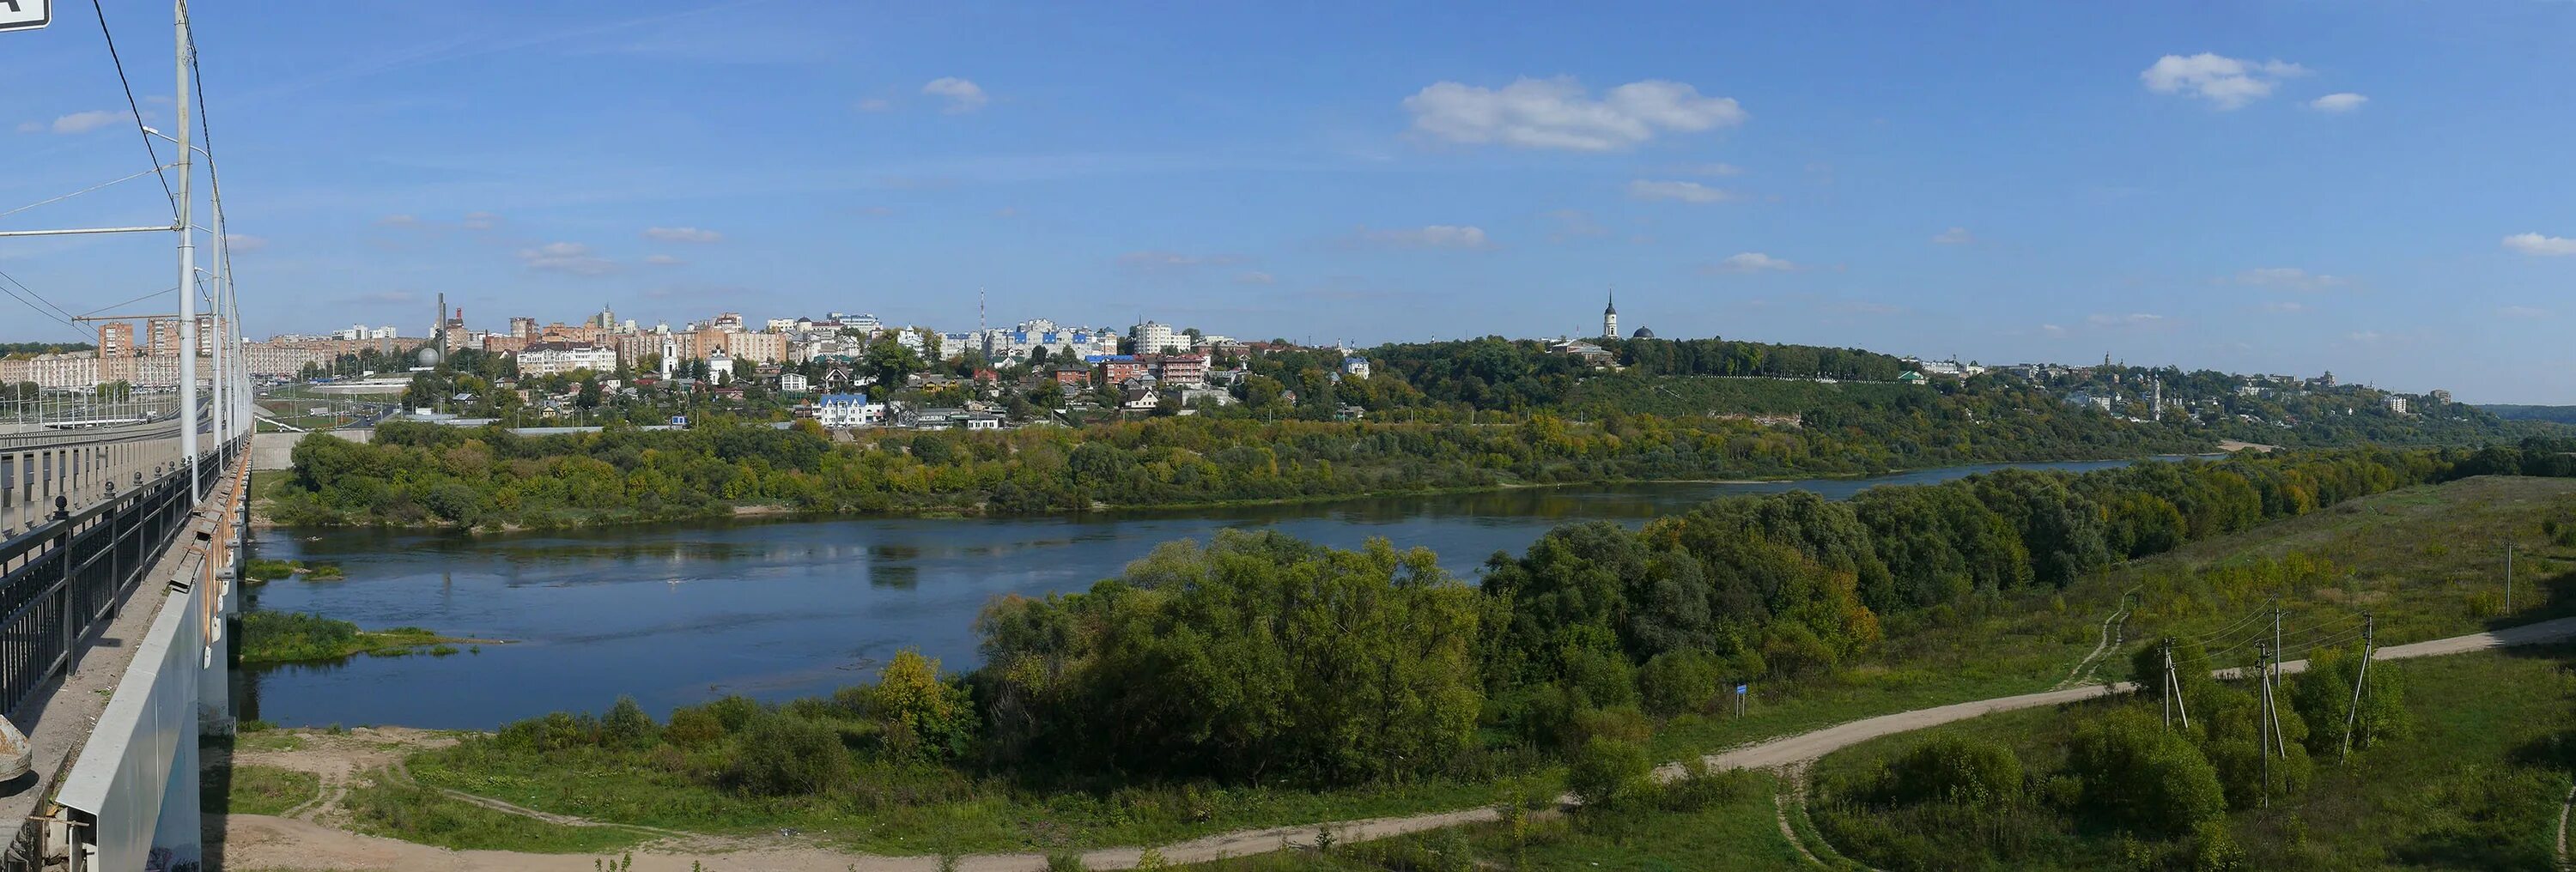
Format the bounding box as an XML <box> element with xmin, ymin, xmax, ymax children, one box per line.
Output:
<box><xmin>0</xmin><ymin>0</ymin><xmax>50</xmax><ymax>33</ymax></box>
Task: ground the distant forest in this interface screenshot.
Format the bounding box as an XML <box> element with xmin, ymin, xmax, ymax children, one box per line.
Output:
<box><xmin>2483</xmin><ymin>404</ymin><xmax>2576</xmax><ymax>425</ymax></box>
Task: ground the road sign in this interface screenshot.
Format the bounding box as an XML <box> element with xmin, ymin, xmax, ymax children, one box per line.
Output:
<box><xmin>670</xmin><ymin>415</ymin><xmax>688</xmax><ymax>427</ymax></box>
<box><xmin>1736</xmin><ymin>684</ymin><xmax>1747</xmax><ymax>694</ymax></box>
<box><xmin>0</xmin><ymin>0</ymin><xmax>50</xmax><ymax>33</ymax></box>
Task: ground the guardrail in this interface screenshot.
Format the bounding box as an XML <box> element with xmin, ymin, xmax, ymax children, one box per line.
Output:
<box><xmin>0</xmin><ymin>449</ymin><xmax>226</xmax><ymax>718</ymax></box>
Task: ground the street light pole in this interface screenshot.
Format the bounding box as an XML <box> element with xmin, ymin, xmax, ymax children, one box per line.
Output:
<box><xmin>173</xmin><ymin>0</ymin><xmax>200</xmax><ymax>499</ymax></box>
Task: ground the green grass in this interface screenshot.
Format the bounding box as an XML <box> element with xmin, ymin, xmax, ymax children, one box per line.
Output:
<box><xmin>343</xmin><ymin>777</ymin><xmax>643</xmax><ymax>855</ymax></box>
<box><xmin>238</xmin><ymin>610</ymin><xmax>471</xmax><ymax>663</ymax></box>
<box><xmin>1176</xmin><ymin>772</ymin><xmax>1803</xmax><ymax>871</ymax></box>
<box><xmin>216</xmin><ymin>764</ymin><xmax>322</xmax><ymax>817</ymax></box>
<box><xmin>1808</xmin><ymin>646</ymin><xmax>2576</xmax><ymax>870</ymax></box>
<box><xmin>408</xmin><ymin>743</ymin><xmax>1505</xmax><ymax>857</ymax></box>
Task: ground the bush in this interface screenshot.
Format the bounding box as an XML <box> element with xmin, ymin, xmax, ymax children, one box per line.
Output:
<box><xmin>1566</xmin><ymin>736</ymin><xmax>1652</xmax><ymax>810</ymax></box>
<box><xmin>1884</xmin><ymin>736</ymin><xmax>2022</xmax><ymax>808</ymax></box>
<box><xmin>2066</xmin><ymin>710</ymin><xmax>2225</xmax><ymax>836</ymax></box>
<box><xmin>1637</xmin><ymin>649</ymin><xmax>1722</xmax><ymax>715</ymax></box>
<box><xmin>602</xmin><ymin>696</ymin><xmax>656</xmax><ymax>749</ymax></box>
<box><xmin>662</xmin><ymin>706</ymin><xmax>725</xmax><ymax>749</ymax></box>
<box><xmin>728</xmin><ymin>715</ymin><xmax>851</xmax><ymax>796</ymax></box>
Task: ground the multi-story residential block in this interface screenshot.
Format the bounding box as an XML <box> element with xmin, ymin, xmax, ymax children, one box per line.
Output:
<box><xmin>516</xmin><ymin>342</ymin><xmax>617</xmax><ymax>377</ymax></box>
<box><xmin>1131</xmin><ymin>320</ymin><xmax>1179</xmax><ymax>354</ymax></box>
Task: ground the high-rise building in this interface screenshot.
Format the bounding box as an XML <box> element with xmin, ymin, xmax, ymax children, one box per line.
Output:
<box><xmin>145</xmin><ymin>318</ymin><xmax>180</xmax><ymax>356</ymax></box>
<box><xmin>509</xmin><ymin>317</ymin><xmax>538</xmax><ymax>339</ymax></box>
<box><xmin>1132</xmin><ymin>320</ymin><xmax>1177</xmax><ymax>354</ymax></box>
<box><xmin>97</xmin><ymin>322</ymin><xmax>134</xmax><ymax>360</ymax></box>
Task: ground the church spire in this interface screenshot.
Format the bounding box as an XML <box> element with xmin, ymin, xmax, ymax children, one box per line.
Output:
<box><xmin>1601</xmin><ymin>288</ymin><xmax>1619</xmax><ymax>338</ymax></box>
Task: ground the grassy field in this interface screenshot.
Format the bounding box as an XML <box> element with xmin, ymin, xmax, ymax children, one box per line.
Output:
<box><xmin>374</xmin><ymin>475</ymin><xmax>2576</xmax><ymax>861</ymax></box>
<box><xmin>1172</xmin><ymin>771</ymin><xmax>1804</xmax><ymax>872</ymax></box>
<box><xmin>1808</xmin><ymin>645</ymin><xmax>2576</xmax><ymax>870</ymax></box>
<box><xmin>203</xmin><ymin>761</ymin><xmax>322</xmax><ymax>818</ymax></box>
<box><xmin>343</xmin><ymin>777</ymin><xmax>645</xmax><ymax>855</ymax></box>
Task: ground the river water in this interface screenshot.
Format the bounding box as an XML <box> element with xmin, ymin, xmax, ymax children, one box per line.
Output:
<box><xmin>240</xmin><ymin>459</ymin><xmax>2140</xmax><ymax>730</ymax></box>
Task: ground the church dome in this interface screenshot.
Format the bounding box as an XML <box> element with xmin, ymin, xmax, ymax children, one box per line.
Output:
<box><xmin>1631</xmin><ymin>327</ymin><xmax>1656</xmax><ymax>339</ymax></box>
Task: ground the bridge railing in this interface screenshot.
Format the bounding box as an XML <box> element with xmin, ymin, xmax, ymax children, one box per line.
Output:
<box><xmin>0</xmin><ymin>448</ymin><xmax>227</xmax><ymax>718</ymax></box>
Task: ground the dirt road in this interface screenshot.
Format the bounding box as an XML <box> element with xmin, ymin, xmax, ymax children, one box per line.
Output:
<box><xmin>222</xmin><ymin>616</ymin><xmax>2576</xmax><ymax>871</ymax></box>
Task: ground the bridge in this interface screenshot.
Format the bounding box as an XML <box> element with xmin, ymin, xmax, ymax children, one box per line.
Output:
<box><xmin>0</xmin><ymin>422</ymin><xmax>246</xmax><ymax>872</ymax></box>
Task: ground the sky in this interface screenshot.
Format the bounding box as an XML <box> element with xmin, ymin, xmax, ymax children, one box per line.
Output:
<box><xmin>1</xmin><ymin>1</ymin><xmax>2572</xmax><ymax>402</ymax></box>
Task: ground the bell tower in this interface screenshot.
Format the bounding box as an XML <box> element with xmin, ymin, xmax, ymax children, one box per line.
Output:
<box><xmin>1602</xmin><ymin>290</ymin><xmax>1618</xmax><ymax>338</ymax></box>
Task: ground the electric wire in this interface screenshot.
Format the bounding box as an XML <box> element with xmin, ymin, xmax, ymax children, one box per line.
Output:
<box><xmin>75</xmin><ymin>285</ymin><xmax>179</xmax><ymax>319</ymax></box>
<box><xmin>88</xmin><ymin>0</ymin><xmax>177</xmax><ymax>213</ymax></box>
<box><xmin>0</xmin><ymin>167</ymin><xmax>173</xmax><ymax>221</ymax></box>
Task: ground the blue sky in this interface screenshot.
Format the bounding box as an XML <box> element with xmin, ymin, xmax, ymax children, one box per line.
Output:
<box><xmin>3</xmin><ymin>1</ymin><xmax>2573</xmax><ymax>402</ymax></box>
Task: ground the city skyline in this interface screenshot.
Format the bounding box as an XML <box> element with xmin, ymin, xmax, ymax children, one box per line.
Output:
<box><xmin>3</xmin><ymin>3</ymin><xmax>2573</xmax><ymax>401</ymax></box>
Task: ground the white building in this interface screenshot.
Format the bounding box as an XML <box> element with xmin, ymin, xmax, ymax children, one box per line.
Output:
<box><xmin>2385</xmin><ymin>395</ymin><xmax>2409</xmax><ymax>415</ymax></box>
<box><xmin>1132</xmin><ymin>321</ymin><xmax>1179</xmax><ymax>354</ymax></box>
<box><xmin>814</xmin><ymin>393</ymin><xmax>887</xmax><ymax>428</ymax></box>
<box><xmin>369</xmin><ymin>325</ymin><xmax>400</xmax><ymax>340</ymax></box>
<box><xmin>516</xmin><ymin>342</ymin><xmax>617</xmax><ymax>377</ymax></box>
<box><xmin>779</xmin><ymin>372</ymin><xmax>810</xmax><ymax>393</ymax></box>
<box><xmin>1342</xmin><ymin>357</ymin><xmax>1371</xmax><ymax>378</ymax></box>
<box><xmin>708</xmin><ymin>349</ymin><xmax>734</xmax><ymax>385</ymax></box>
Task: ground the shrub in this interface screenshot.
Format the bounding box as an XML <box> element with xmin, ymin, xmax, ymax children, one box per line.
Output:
<box><xmin>662</xmin><ymin>706</ymin><xmax>725</xmax><ymax>749</ymax></box>
<box><xmin>1884</xmin><ymin>736</ymin><xmax>2022</xmax><ymax>808</ymax></box>
<box><xmin>872</xmin><ymin>648</ymin><xmax>976</xmax><ymax>761</ymax></box>
<box><xmin>602</xmin><ymin>696</ymin><xmax>657</xmax><ymax>749</ymax></box>
<box><xmin>1566</xmin><ymin>736</ymin><xmax>1652</xmax><ymax>810</ymax></box>
<box><xmin>1638</xmin><ymin>649</ymin><xmax>1722</xmax><ymax>715</ymax></box>
<box><xmin>728</xmin><ymin>715</ymin><xmax>851</xmax><ymax>796</ymax></box>
<box><xmin>702</xmin><ymin>695</ymin><xmax>762</xmax><ymax>733</ymax></box>
<box><xmin>2066</xmin><ymin>710</ymin><xmax>2225</xmax><ymax>836</ymax></box>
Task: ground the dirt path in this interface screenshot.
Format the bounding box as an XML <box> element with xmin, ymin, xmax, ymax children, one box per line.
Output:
<box><xmin>223</xmin><ymin>616</ymin><xmax>2576</xmax><ymax>871</ymax></box>
<box><xmin>2053</xmin><ymin>598</ymin><xmax>2132</xmax><ymax>690</ymax></box>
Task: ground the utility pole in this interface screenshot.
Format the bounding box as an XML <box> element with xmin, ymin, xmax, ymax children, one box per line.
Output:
<box><xmin>2340</xmin><ymin>613</ymin><xmax>2375</xmax><ymax>763</ymax></box>
<box><xmin>2161</xmin><ymin>640</ymin><xmax>2172</xmax><ymax>729</ymax></box>
<box><xmin>2257</xmin><ymin>640</ymin><xmax>2272</xmax><ymax>808</ymax></box>
<box><xmin>173</xmin><ymin>0</ymin><xmax>201</xmax><ymax>499</ymax></box>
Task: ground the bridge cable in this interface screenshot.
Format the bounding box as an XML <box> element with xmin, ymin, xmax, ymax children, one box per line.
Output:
<box><xmin>88</xmin><ymin>0</ymin><xmax>178</xmax><ymax>212</ymax></box>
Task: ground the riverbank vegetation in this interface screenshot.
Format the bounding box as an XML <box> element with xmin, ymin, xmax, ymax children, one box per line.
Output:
<box><xmin>238</xmin><ymin>610</ymin><xmax>473</xmax><ymax>663</ymax></box>
<box><xmin>1810</xmin><ymin>646</ymin><xmax>2574</xmax><ymax>871</ymax></box>
<box><xmin>372</xmin><ymin>441</ymin><xmax>2576</xmax><ymax>857</ymax></box>
<box><xmin>244</xmin><ymin>558</ymin><xmax>343</xmax><ymax>582</ymax></box>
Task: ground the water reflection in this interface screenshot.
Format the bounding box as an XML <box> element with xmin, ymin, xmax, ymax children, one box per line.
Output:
<box><xmin>242</xmin><ymin>460</ymin><xmax>2143</xmax><ymax>730</ymax></box>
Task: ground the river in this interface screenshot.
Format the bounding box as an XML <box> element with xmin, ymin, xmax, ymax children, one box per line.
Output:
<box><xmin>239</xmin><ymin>459</ymin><xmax>2143</xmax><ymax>730</ymax></box>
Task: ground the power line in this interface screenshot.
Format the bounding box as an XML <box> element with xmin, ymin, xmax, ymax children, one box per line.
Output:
<box><xmin>0</xmin><ymin>269</ymin><xmax>79</xmax><ymax>323</ymax></box>
<box><xmin>88</xmin><ymin>0</ymin><xmax>177</xmax><ymax>213</ymax></box>
<box><xmin>0</xmin><ymin>166</ymin><xmax>173</xmax><ymax>221</ymax></box>
<box><xmin>76</xmin><ymin>285</ymin><xmax>179</xmax><ymax>319</ymax></box>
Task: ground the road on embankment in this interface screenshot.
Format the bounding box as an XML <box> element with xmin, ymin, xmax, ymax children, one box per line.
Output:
<box><xmin>219</xmin><ymin>615</ymin><xmax>2576</xmax><ymax>872</ymax></box>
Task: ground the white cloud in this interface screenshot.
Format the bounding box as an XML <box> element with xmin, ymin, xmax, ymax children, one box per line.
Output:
<box><xmin>921</xmin><ymin>77</ymin><xmax>988</xmax><ymax>113</ymax></box>
<box><xmin>644</xmin><ymin>253</ymin><xmax>684</xmax><ymax>266</ymax></box>
<box><xmin>642</xmin><ymin>226</ymin><xmax>723</xmax><ymax>244</ymax></box>
<box><xmin>378</xmin><ymin>214</ymin><xmax>418</xmax><ymax>227</ymax></box>
<box><xmin>460</xmin><ymin>211</ymin><xmax>500</xmax><ymax>231</ymax></box>
<box><xmin>855</xmin><ymin>97</ymin><xmax>894</xmax><ymax>112</ymax></box>
<box><xmin>1235</xmin><ymin>270</ymin><xmax>1276</xmax><ymax>286</ymax></box>
<box><xmin>2040</xmin><ymin>324</ymin><xmax>2069</xmax><ymax>337</ymax></box>
<box><xmin>2087</xmin><ymin>312</ymin><xmax>2167</xmax><ymax>327</ymax></box>
<box><xmin>1708</xmin><ymin>252</ymin><xmax>1798</xmax><ymax>273</ymax></box>
<box><xmin>519</xmin><ymin>241</ymin><xmax>617</xmax><ymax>276</ymax></box>
<box><xmin>1931</xmin><ymin>227</ymin><xmax>1975</xmax><ymax>245</ymax></box>
<box><xmin>1402</xmin><ymin>76</ymin><xmax>1746</xmax><ymax>152</ymax></box>
<box><xmin>1625</xmin><ymin>179</ymin><xmax>1740</xmax><ymax>203</ymax></box>
<box><xmin>2233</xmin><ymin>267</ymin><xmax>2343</xmax><ymax>291</ymax></box>
<box><xmin>1358</xmin><ymin>225</ymin><xmax>1492</xmax><ymax>249</ymax></box>
<box><xmin>2500</xmin><ymin>305</ymin><xmax>2553</xmax><ymax>318</ymax></box>
<box><xmin>2140</xmin><ymin>53</ymin><xmax>2310</xmax><ymax>109</ymax></box>
<box><xmin>993</xmin><ymin>206</ymin><xmax>1021</xmax><ymax>218</ymax></box>
<box><xmin>225</xmin><ymin>234</ymin><xmax>269</xmax><ymax>252</ymax></box>
<box><xmin>2347</xmin><ymin>330</ymin><xmax>2385</xmax><ymax>343</ymax></box>
<box><xmin>2261</xmin><ymin>301</ymin><xmax>2309</xmax><ymax>313</ymax></box>
<box><xmin>2503</xmin><ymin>233</ymin><xmax>2576</xmax><ymax>256</ymax></box>
<box><xmin>2309</xmin><ymin>92</ymin><xmax>2368</xmax><ymax>112</ymax></box>
<box><xmin>19</xmin><ymin>111</ymin><xmax>122</xmax><ymax>135</ymax></box>
<box><xmin>1672</xmin><ymin>162</ymin><xmax>1743</xmax><ymax>176</ymax></box>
